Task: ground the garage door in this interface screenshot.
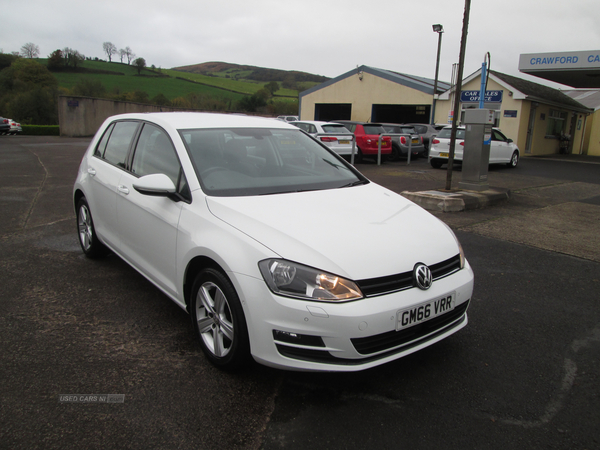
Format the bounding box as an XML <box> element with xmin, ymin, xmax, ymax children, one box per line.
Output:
<box><xmin>314</xmin><ymin>104</ymin><xmax>352</xmax><ymax>121</ymax></box>
<box><xmin>372</xmin><ymin>105</ymin><xmax>430</xmax><ymax>123</ymax></box>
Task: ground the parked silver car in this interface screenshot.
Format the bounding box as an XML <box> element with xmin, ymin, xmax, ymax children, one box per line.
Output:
<box><xmin>380</xmin><ymin>124</ymin><xmax>426</xmax><ymax>160</ymax></box>
<box><xmin>403</xmin><ymin>123</ymin><xmax>446</xmax><ymax>152</ymax></box>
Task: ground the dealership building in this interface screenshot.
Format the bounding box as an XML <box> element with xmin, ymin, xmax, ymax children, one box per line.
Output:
<box><xmin>298</xmin><ymin>50</ymin><xmax>600</xmax><ymax>156</ymax></box>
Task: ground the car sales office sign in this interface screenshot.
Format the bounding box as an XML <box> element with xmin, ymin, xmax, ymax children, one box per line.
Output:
<box><xmin>460</xmin><ymin>90</ymin><xmax>503</xmax><ymax>103</ymax></box>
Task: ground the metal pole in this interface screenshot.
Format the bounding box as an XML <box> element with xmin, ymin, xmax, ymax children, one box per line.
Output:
<box><xmin>431</xmin><ymin>30</ymin><xmax>443</xmax><ymax>125</ymax></box>
<box><xmin>445</xmin><ymin>0</ymin><xmax>471</xmax><ymax>191</ymax></box>
<box><xmin>377</xmin><ymin>135</ymin><xmax>382</xmax><ymax>166</ymax></box>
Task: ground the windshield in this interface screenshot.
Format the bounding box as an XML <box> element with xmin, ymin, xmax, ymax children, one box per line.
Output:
<box><xmin>180</xmin><ymin>128</ymin><xmax>366</xmax><ymax>197</ymax></box>
<box><xmin>437</xmin><ymin>128</ymin><xmax>465</xmax><ymax>139</ymax></box>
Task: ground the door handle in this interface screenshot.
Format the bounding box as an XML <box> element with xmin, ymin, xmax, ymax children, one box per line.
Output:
<box><xmin>87</xmin><ymin>168</ymin><xmax>96</xmax><ymax>176</ymax></box>
<box><xmin>117</xmin><ymin>185</ymin><xmax>130</xmax><ymax>195</ymax></box>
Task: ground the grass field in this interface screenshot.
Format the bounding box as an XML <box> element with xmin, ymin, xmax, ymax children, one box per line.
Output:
<box><xmin>38</xmin><ymin>59</ymin><xmax>303</xmax><ymax>104</ymax></box>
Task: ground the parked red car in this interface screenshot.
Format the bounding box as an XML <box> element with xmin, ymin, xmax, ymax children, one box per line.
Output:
<box><xmin>330</xmin><ymin>121</ymin><xmax>392</xmax><ymax>162</ymax></box>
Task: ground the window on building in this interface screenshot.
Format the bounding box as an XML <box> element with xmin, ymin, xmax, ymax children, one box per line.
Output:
<box><xmin>546</xmin><ymin>110</ymin><xmax>567</xmax><ymax>137</ymax></box>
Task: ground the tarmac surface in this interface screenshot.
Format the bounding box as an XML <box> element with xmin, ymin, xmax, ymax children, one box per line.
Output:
<box><xmin>1</xmin><ymin>135</ymin><xmax>600</xmax><ymax>450</ymax></box>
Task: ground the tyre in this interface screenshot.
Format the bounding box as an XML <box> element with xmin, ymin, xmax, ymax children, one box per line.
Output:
<box><xmin>430</xmin><ymin>159</ymin><xmax>443</xmax><ymax>169</ymax></box>
<box><xmin>351</xmin><ymin>147</ymin><xmax>363</xmax><ymax>164</ymax></box>
<box><xmin>76</xmin><ymin>197</ymin><xmax>107</xmax><ymax>258</ymax></box>
<box><xmin>190</xmin><ymin>268</ymin><xmax>251</xmax><ymax>370</ymax></box>
<box><xmin>389</xmin><ymin>143</ymin><xmax>401</xmax><ymax>162</ymax></box>
<box><xmin>507</xmin><ymin>151</ymin><xmax>519</xmax><ymax>168</ymax></box>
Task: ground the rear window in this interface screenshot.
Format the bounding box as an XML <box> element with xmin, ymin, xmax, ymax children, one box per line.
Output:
<box><xmin>437</xmin><ymin>128</ymin><xmax>465</xmax><ymax>139</ymax></box>
<box><xmin>321</xmin><ymin>124</ymin><xmax>351</xmax><ymax>134</ymax></box>
<box><xmin>363</xmin><ymin>125</ymin><xmax>385</xmax><ymax>135</ymax></box>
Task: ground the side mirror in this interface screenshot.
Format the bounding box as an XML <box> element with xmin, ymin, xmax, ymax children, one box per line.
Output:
<box><xmin>507</xmin><ymin>139</ymin><xmax>513</xmax><ymax>143</ymax></box>
<box><xmin>133</xmin><ymin>173</ymin><xmax>176</xmax><ymax>197</ymax></box>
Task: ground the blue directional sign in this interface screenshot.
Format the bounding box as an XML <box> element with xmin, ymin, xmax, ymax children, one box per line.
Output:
<box><xmin>460</xmin><ymin>90</ymin><xmax>503</xmax><ymax>103</ymax></box>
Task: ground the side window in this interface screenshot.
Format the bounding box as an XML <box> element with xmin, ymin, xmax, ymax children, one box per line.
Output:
<box><xmin>297</xmin><ymin>123</ymin><xmax>310</xmax><ymax>133</ymax></box>
<box><xmin>103</xmin><ymin>121</ymin><xmax>139</xmax><ymax>168</ymax></box>
<box><xmin>131</xmin><ymin>123</ymin><xmax>181</xmax><ymax>186</ymax></box>
<box><xmin>94</xmin><ymin>123</ymin><xmax>115</xmax><ymax>157</ymax></box>
<box><xmin>309</xmin><ymin>124</ymin><xmax>317</xmax><ymax>134</ymax></box>
<box><xmin>492</xmin><ymin>130</ymin><xmax>506</xmax><ymax>142</ymax></box>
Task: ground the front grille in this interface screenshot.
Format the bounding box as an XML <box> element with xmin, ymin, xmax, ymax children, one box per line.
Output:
<box><xmin>351</xmin><ymin>300</ymin><xmax>470</xmax><ymax>355</ymax></box>
<box><xmin>356</xmin><ymin>254</ymin><xmax>462</xmax><ymax>297</ymax></box>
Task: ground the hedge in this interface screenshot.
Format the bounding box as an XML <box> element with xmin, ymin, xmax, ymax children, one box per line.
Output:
<box><xmin>21</xmin><ymin>125</ymin><xmax>60</xmax><ymax>136</ymax></box>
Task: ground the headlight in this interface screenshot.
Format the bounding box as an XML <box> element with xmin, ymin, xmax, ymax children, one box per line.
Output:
<box><xmin>259</xmin><ymin>259</ymin><xmax>363</xmax><ymax>302</ymax></box>
<box><xmin>441</xmin><ymin>222</ymin><xmax>465</xmax><ymax>269</ymax></box>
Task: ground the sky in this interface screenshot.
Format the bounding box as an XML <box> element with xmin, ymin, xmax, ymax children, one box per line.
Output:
<box><xmin>2</xmin><ymin>0</ymin><xmax>599</xmax><ymax>89</ymax></box>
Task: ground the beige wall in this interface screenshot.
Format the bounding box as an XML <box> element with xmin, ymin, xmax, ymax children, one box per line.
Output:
<box><xmin>300</xmin><ymin>72</ymin><xmax>432</xmax><ymax>122</ymax></box>
<box><xmin>583</xmin><ymin>110</ymin><xmax>600</xmax><ymax>156</ymax></box>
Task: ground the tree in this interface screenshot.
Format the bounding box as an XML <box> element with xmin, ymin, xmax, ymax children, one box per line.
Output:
<box><xmin>62</xmin><ymin>48</ymin><xmax>85</xmax><ymax>69</ymax></box>
<box><xmin>72</xmin><ymin>79</ymin><xmax>106</xmax><ymax>97</ymax></box>
<box><xmin>20</xmin><ymin>43</ymin><xmax>40</xmax><ymax>58</ymax></box>
<box><xmin>124</xmin><ymin>47</ymin><xmax>135</xmax><ymax>65</ymax></box>
<box><xmin>133</xmin><ymin>57</ymin><xmax>146</xmax><ymax>75</ymax></box>
<box><xmin>119</xmin><ymin>49</ymin><xmax>126</xmax><ymax>63</ymax></box>
<box><xmin>264</xmin><ymin>81</ymin><xmax>279</xmax><ymax>95</ymax></box>
<box><xmin>47</xmin><ymin>49</ymin><xmax>64</xmax><ymax>70</ymax></box>
<box><xmin>102</xmin><ymin>42</ymin><xmax>117</xmax><ymax>62</ymax></box>
<box><xmin>0</xmin><ymin>53</ymin><xmax>19</xmax><ymax>71</ymax></box>
<box><xmin>151</xmin><ymin>93</ymin><xmax>171</xmax><ymax>106</ymax></box>
<box><xmin>0</xmin><ymin>59</ymin><xmax>58</xmax><ymax>125</ymax></box>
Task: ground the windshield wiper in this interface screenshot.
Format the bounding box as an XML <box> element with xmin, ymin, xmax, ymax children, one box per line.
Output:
<box><xmin>340</xmin><ymin>180</ymin><xmax>369</xmax><ymax>188</ymax></box>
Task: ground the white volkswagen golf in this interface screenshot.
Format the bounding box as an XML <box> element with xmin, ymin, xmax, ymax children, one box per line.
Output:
<box><xmin>73</xmin><ymin>112</ymin><xmax>474</xmax><ymax>371</ymax></box>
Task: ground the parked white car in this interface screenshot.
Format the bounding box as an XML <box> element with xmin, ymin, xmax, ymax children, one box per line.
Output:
<box><xmin>8</xmin><ymin>119</ymin><xmax>22</xmax><ymax>135</ymax></box>
<box><xmin>290</xmin><ymin>120</ymin><xmax>355</xmax><ymax>156</ymax></box>
<box><xmin>73</xmin><ymin>112</ymin><xmax>474</xmax><ymax>372</ymax></box>
<box><xmin>429</xmin><ymin>126</ymin><xmax>520</xmax><ymax>169</ymax></box>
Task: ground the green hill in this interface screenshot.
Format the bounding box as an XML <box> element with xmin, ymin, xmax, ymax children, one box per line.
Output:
<box><xmin>41</xmin><ymin>59</ymin><xmax>327</xmax><ymax>105</ymax></box>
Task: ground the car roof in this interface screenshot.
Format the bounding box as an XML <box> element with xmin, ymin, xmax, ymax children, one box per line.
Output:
<box><xmin>293</xmin><ymin>120</ymin><xmax>332</xmax><ymax>125</ymax></box>
<box><xmin>332</xmin><ymin>121</ymin><xmax>384</xmax><ymax>126</ymax></box>
<box><xmin>104</xmin><ymin>112</ymin><xmax>295</xmax><ymax>131</ymax></box>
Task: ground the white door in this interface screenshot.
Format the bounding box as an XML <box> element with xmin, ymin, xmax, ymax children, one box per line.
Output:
<box><xmin>116</xmin><ymin>123</ymin><xmax>184</xmax><ymax>298</ymax></box>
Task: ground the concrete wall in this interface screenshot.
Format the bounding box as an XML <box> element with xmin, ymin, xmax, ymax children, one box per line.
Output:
<box><xmin>58</xmin><ymin>96</ymin><xmax>183</xmax><ymax>137</ymax></box>
<box><xmin>300</xmin><ymin>72</ymin><xmax>432</xmax><ymax>122</ymax></box>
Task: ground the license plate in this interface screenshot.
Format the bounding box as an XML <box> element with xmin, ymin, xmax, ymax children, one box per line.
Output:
<box><xmin>412</xmin><ymin>139</ymin><xmax>419</xmax><ymax>144</ymax></box>
<box><xmin>396</xmin><ymin>293</ymin><xmax>455</xmax><ymax>331</ymax></box>
<box><xmin>339</xmin><ymin>140</ymin><xmax>350</xmax><ymax>144</ymax></box>
<box><xmin>439</xmin><ymin>152</ymin><xmax>449</xmax><ymax>157</ymax></box>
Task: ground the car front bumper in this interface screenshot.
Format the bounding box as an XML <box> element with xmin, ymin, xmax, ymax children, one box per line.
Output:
<box><xmin>235</xmin><ymin>262</ymin><xmax>474</xmax><ymax>372</ymax></box>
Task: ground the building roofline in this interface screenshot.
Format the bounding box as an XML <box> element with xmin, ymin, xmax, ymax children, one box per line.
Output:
<box><xmin>437</xmin><ymin>69</ymin><xmax>592</xmax><ymax>113</ymax></box>
<box><xmin>299</xmin><ymin>65</ymin><xmax>450</xmax><ymax>99</ymax></box>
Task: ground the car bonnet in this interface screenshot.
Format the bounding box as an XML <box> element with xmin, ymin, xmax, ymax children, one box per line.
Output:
<box><xmin>205</xmin><ymin>183</ymin><xmax>460</xmax><ymax>280</ymax></box>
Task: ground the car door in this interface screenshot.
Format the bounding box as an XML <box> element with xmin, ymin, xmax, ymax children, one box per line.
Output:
<box><xmin>88</xmin><ymin>120</ymin><xmax>140</xmax><ymax>249</ymax></box>
<box><xmin>491</xmin><ymin>129</ymin><xmax>513</xmax><ymax>163</ymax></box>
<box><xmin>115</xmin><ymin>122</ymin><xmax>186</xmax><ymax>298</ymax></box>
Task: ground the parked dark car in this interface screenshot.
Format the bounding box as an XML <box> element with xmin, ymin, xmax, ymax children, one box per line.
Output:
<box><xmin>330</xmin><ymin>121</ymin><xmax>392</xmax><ymax>163</ymax></box>
<box><xmin>403</xmin><ymin>123</ymin><xmax>446</xmax><ymax>152</ymax></box>
<box><xmin>380</xmin><ymin>123</ymin><xmax>426</xmax><ymax>160</ymax></box>
<box><xmin>0</xmin><ymin>117</ymin><xmax>11</xmax><ymax>135</ymax></box>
